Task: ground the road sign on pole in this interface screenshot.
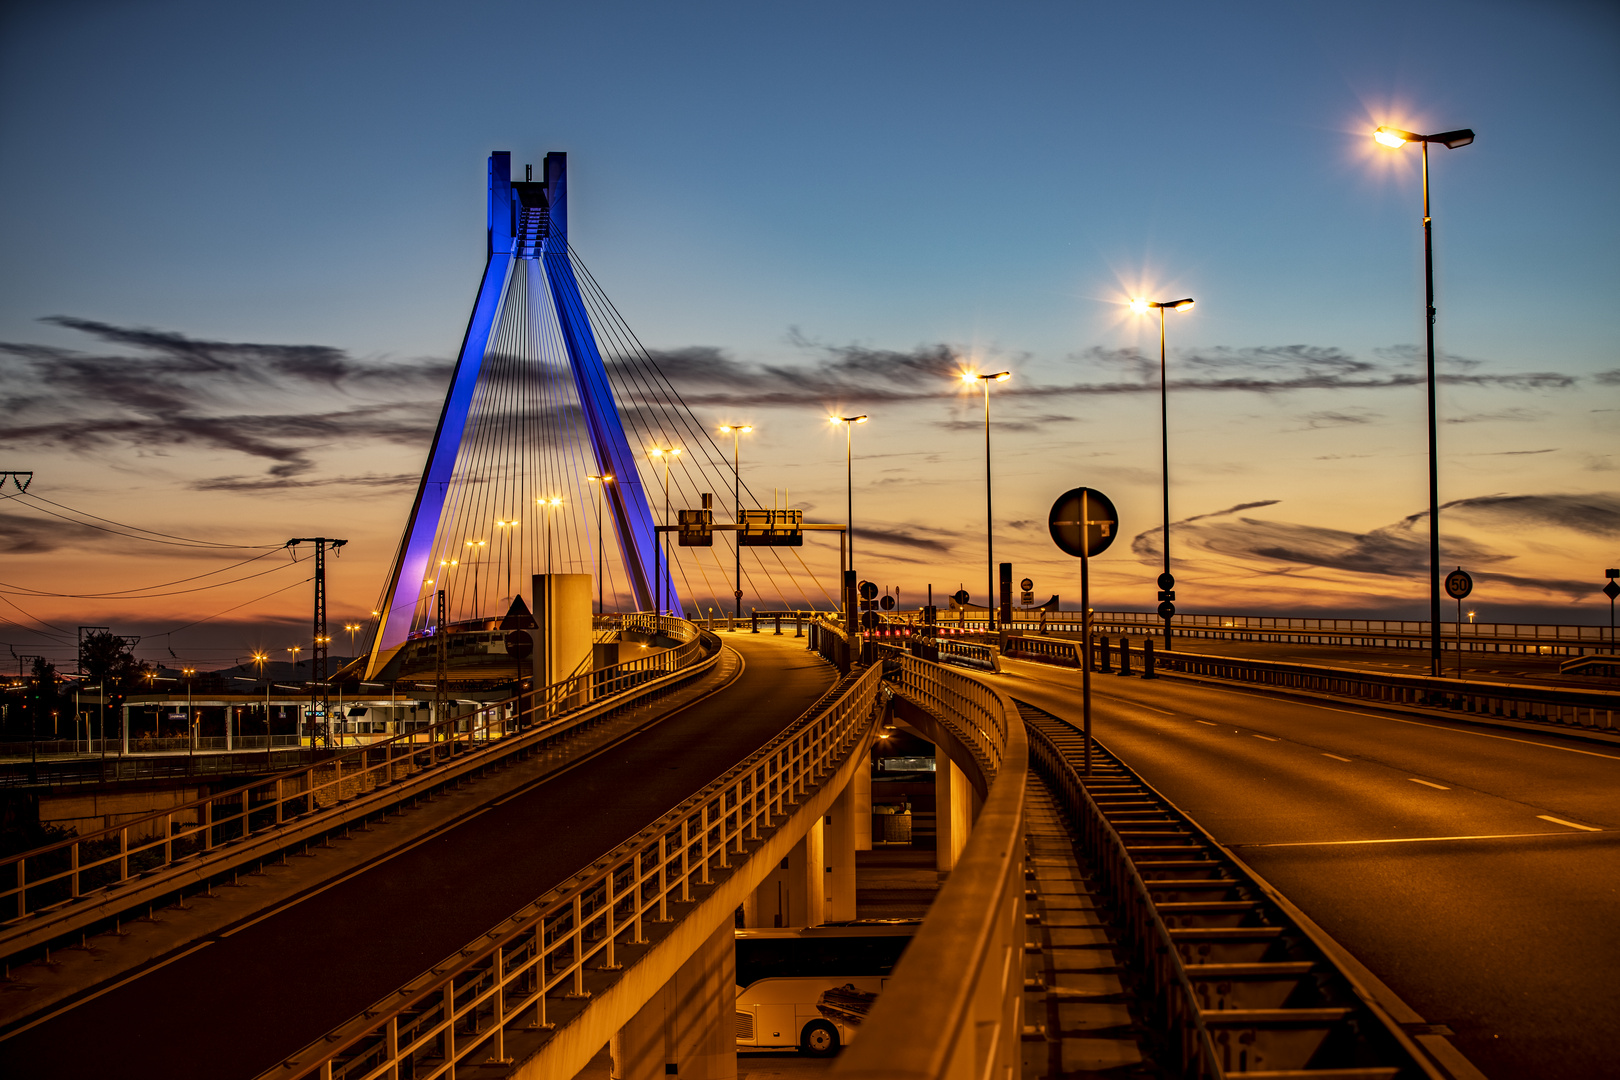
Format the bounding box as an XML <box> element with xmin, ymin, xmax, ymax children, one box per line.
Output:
<box><xmin>1048</xmin><ymin>487</ymin><xmax>1119</xmax><ymax>776</ymax></box>
<box><xmin>1445</xmin><ymin>568</ymin><xmax>1473</xmax><ymax>600</ymax></box>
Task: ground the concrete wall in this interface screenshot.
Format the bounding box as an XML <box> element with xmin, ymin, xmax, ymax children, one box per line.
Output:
<box><xmin>534</xmin><ymin>573</ymin><xmax>594</xmax><ymax>686</ymax></box>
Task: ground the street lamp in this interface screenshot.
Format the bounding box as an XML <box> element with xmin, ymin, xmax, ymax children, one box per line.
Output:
<box><xmin>586</xmin><ymin>475</ymin><xmax>614</xmax><ymax>615</ymax></box>
<box><xmin>961</xmin><ymin>372</ymin><xmax>1010</xmax><ymax>630</ymax></box>
<box><xmin>253</xmin><ymin>650</ymin><xmax>269</xmax><ymax>741</ymax></box>
<box><xmin>719</xmin><ymin>425</ymin><xmax>754</xmax><ymax>621</ymax></box>
<box><xmin>829</xmin><ymin>416</ymin><xmax>869</xmax><ymax>623</ymax></box>
<box><xmin>648</xmin><ymin>447</ymin><xmax>682</xmax><ymax>617</ymax></box>
<box><xmin>1374</xmin><ymin>123</ymin><xmax>1476</xmax><ymax>677</ymax></box>
<box><xmin>464</xmin><ymin>539</ymin><xmax>487</xmax><ymax>617</ymax></box>
<box><xmin>182</xmin><ymin>667</ymin><xmax>195</xmax><ymax>755</ymax></box>
<box><xmin>1130</xmin><ymin>296</ymin><xmax>1195</xmax><ymax>650</ymax></box>
<box><xmin>494</xmin><ymin>519</ymin><xmax>519</xmax><ymax>604</ymax></box>
<box><xmin>537</xmin><ymin>497</ymin><xmax>563</xmax><ymax>576</ymax></box>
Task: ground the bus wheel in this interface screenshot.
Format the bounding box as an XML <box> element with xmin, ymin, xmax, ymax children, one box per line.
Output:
<box><xmin>800</xmin><ymin>1020</ymin><xmax>840</xmax><ymax>1056</ymax></box>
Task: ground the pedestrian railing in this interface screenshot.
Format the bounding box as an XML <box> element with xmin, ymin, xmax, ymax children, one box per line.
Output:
<box><xmin>0</xmin><ymin>618</ymin><xmax>720</xmax><ymax>929</ymax></box>
<box><xmin>835</xmin><ymin>655</ymin><xmax>1026</xmax><ymax>1080</ymax></box>
<box><xmin>263</xmin><ymin>661</ymin><xmax>883</xmax><ymax>1080</ymax></box>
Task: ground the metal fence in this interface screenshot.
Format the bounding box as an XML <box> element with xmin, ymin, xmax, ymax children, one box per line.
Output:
<box><xmin>1</xmin><ymin>617</ymin><xmax>717</xmax><ymax>925</ymax></box>
<box><xmin>263</xmin><ymin>661</ymin><xmax>884</xmax><ymax>1080</ymax></box>
<box><xmin>834</xmin><ymin>655</ymin><xmax>1026</xmax><ymax>1080</ymax></box>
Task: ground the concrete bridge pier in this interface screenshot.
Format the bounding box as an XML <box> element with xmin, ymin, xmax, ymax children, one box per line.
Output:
<box><xmin>742</xmin><ymin>765</ymin><xmax>863</xmax><ymax>927</ymax></box>
<box><xmin>610</xmin><ymin>919</ymin><xmax>736</xmax><ymax>1080</ymax></box>
<box><xmin>935</xmin><ymin>744</ymin><xmax>974</xmax><ymax>872</ymax></box>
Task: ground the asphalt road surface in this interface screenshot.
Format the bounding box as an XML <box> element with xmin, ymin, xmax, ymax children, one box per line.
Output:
<box><xmin>998</xmin><ymin>656</ymin><xmax>1620</xmax><ymax>1080</ymax></box>
<box><xmin>0</xmin><ymin>634</ymin><xmax>835</xmax><ymax>1080</ymax></box>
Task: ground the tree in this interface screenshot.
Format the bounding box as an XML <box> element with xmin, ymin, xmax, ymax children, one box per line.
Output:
<box><xmin>79</xmin><ymin>631</ymin><xmax>151</xmax><ymax>718</ymax></box>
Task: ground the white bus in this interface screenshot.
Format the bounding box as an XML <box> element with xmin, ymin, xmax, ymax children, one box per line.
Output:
<box><xmin>734</xmin><ymin>921</ymin><xmax>918</xmax><ymax>1056</ymax></box>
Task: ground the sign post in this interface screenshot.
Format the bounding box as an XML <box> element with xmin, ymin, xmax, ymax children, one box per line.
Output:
<box><xmin>1049</xmin><ymin>487</ymin><xmax>1120</xmax><ymax>776</ymax></box>
<box><xmin>1444</xmin><ymin>568</ymin><xmax>1473</xmax><ymax>679</ymax></box>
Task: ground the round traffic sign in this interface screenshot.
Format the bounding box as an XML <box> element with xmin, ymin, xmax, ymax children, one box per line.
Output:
<box><xmin>1157</xmin><ymin>571</ymin><xmax>1175</xmax><ymax>591</ymax></box>
<box><xmin>952</xmin><ymin>589</ymin><xmax>970</xmax><ymax>606</ymax></box>
<box><xmin>1048</xmin><ymin>488</ymin><xmax>1119</xmax><ymax>558</ymax></box>
<box><xmin>1444</xmin><ymin>568</ymin><xmax>1473</xmax><ymax>600</ymax></box>
<box><xmin>860</xmin><ymin>610</ymin><xmax>880</xmax><ymax>630</ymax></box>
<box><xmin>1157</xmin><ymin>601</ymin><xmax>1176</xmax><ymax>618</ymax></box>
<box><xmin>859</xmin><ymin>580</ymin><xmax>878</xmax><ymax>601</ymax></box>
<box><xmin>505</xmin><ymin>629</ymin><xmax>533</xmax><ymax>658</ymax></box>
<box><xmin>880</xmin><ymin>594</ymin><xmax>896</xmax><ymax>611</ymax></box>
<box><xmin>1019</xmin><ymin>577</ymin><xmax>1033</xmax><ymax>592</ymax></box>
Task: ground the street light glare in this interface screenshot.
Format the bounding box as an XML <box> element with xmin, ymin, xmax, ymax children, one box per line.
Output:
<box><xmin>1129</xmin><ymin>298</ymin><xmax>1150</xmax><ymax>314</ymax></box>
<box><xmin>1374</xmin><ymin>127</ymin><xmax>1409</xmax><ymax>148</ymax></box>
<box><xmin>961</xmin><ymin>371</ymin><xmax>977</xmax><ymax>383</ymax></box>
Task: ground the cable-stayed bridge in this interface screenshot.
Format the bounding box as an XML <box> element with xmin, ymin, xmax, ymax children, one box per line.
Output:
<box><xmin>0</xmin><ymin>153</ymin><xmax>1615</xmax><ymax>1080</ymax></box>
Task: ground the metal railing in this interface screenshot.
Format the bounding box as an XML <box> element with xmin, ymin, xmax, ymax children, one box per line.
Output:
<box><xmin>1</xmin><ymin>618</ymin><xmax>718</xmax><ymax>927</ymax></box>
<box><xmin>1153</xmin><ymin>649</ymin><xmax>1618</xmax><ymax>734</ymax></box>
<box><xmin>264</xmin><ymin>661</ymin><xmax>884</xmax><ymax>1080</ymax></box>
<box><xmin>1021</xmin><ymin>702</ymin><xmax>1445</xmax><ymax>1079</ymax></box>
<box><xmin>834</xmin><ymin>655</ymin><xmax>1026</xmax><ymax>1080</ymax></box>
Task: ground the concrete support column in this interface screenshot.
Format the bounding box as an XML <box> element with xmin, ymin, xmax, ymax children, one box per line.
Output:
<box><xmin>853</xmin><ymin>754</ymin><xmax>873</xmax><ymax>852</ymax></box>
<box><xmin>610</xmin><ymin>917</ymin><xmax>738</xmax><ymax>1080</ymax></box>
<box><xmin>825</xmin><ymin>779</ymin><xmax>858</xmax><ymax>922</ymax></box>
<box><xmin>747</xmin><ymin>823</ymin><xmax>823</xmax><ymax>928</ymax></box>
<box><xmin>934</xmin><ymin>746</ymin><xmax>972</xmax><ymax>873</ymax></box>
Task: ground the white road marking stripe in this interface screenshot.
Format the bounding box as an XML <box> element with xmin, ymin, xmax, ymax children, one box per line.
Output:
<box><xmin>1128</xmin><ymin>701</ymin><xmax>1176</xmax><ymax>716</ymax></box>
<box><xmin>1408</xmin><ymin>778</ymin><xmax>1450</xmax><ymax>790</ymax></box>
<box><xmin>1195</xmin><ymin>720</ymin><xmax>1217</xmax><ymax>726</ymax></box>
<box><xmin>1537</xmin><ymin>815</ymin><xmax>1601</xmax><ymax>832</ymax></box>
<box><xmin>1253</xmin><ymin>734</ymin><xmax>1280</xmax><ymax>742</ymax></box>
<box><xmin>1322</xmin><ymin>753</ymin><xmax>1351</xmax><ymax>762</ymax></box>
<box><xmin>1241</xmin><ymin>831</ymin><xmax>1588</xmax><ymax>848</ymax></box>
<box><xmin>1243</xmin><ymin>698</ymin><xmax>1620</xmax><ymax>762</ymax></box>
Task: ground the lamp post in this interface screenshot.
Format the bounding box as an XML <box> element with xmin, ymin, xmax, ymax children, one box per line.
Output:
<box><xmin>829</xmin><ymin>415</ymin><xmax>869</xmax><ymax>630</ymax></box>
<box><xmin>1130</xmin><ymin>296</ymin><xmax>1195</xmax><ymax>650</ymax></box>
<box><xmin>537</xmin><ymin>498</ymin><xmax>562</xmax><ymax>576</ymax></box>
<box><xmin>648</xmin><ymin>448</ymin><xmax>682</xmax><ymax>617</ymax></box>
<box><xmin>961</xmin><ymin>372</ymin><xmax>1010</xmax><ymax>630</ymax></box>
<box><xmin>253</xmin><ymin>651</ymin><xmax>268</xmax><ymax>743</ymax></box>
<box><xmin>587</xmin><ymin>475</ymin><xmax>614</xmax><ymax>615</ymax></box>
<box><xmin>719</xmin><ymin>425</ymin><xmax>754</xmax><ymax>621</ymax></box>
<box><xmin>464</xmin><ymin>539</ymin><xmax>487</xmax><ymax>617</ymax></box>
<box><xmin>494</xmin><ymin>519</ymin><xmax>519</xmax><ymax>604</ymax></box>
<box><xmin>182</xmin><ymin>667</ymin><xmax>195</xmax><ymax>756</ymax></box>
<box><xmin>1374</xmin><ymin>123</ymin><xmax>1476</xmax><ymax>677</ymax></box>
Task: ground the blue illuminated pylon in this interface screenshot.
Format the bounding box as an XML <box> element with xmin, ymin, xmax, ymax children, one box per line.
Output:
<box><xmin>366</xmin><ymin>152</ymin><xmax>674</xmax><ymax>677</ymax></box>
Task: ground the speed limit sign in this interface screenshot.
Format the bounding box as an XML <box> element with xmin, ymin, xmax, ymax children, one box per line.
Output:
<box><xmin>1445</xmin><ymin>568</ymin><xmax>1473</xmax><ymax>600</ymax></box>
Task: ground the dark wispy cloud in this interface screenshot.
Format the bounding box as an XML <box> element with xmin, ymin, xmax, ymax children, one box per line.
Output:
<box><xmin>1300</xmin><ymin>408</ymin><xmax>1379</xmax><ymax>429</ymax></box>
<box><xmin>0</xmin><ymin>318</ymin><xmax>447</xmax><ymax>486</ymax></box>
<box><xmin>1435</xmin><ymin>492</ymin><xmax>1620</xmax><ymax>537</ymax></box>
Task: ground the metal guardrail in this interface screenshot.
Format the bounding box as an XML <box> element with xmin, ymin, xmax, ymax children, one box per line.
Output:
<box><xmin>892</xmin><ymin>609</ymin><xmax>1615</xmax><ymax>656</ymax></box>
<box><xmin>1152</xmin><ymin>650</ymin><xmax>1618</xmax><ymax>734</ymax></box>
<box><xmin>1</xmin><ymin>617</ymin><xmax>716</xmax><ymax>927</ymax></box>
<box><xmin>834</xmin><ymin>655</ymin><xmax>1025</xmax><ymax>1080</ymax></box>
<box><xmin>263</xmin><ymin>661</ymin><xmax>884</xmax><ymax>1080</ymax></box>
<box><xmin>1021</xmin><ymin>701</ymin><xmax>1446</xmax><ymax>1079</ymax></box>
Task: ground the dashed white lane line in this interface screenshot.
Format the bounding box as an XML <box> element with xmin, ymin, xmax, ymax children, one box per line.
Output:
<box><xmin>1252</xmin><ymin>734</ymin><xmax>1280</xmax><ymax>742</ymax></box>
<box><xmin>1322</xmin><ymin>753</ymin><xmax>1352</xmax><ymax>762</ymax></box>
<box><xmin>1128</xmin><ymin>701</ymin><xmax>1177</xmax><ymax>716</ymax></box>
<box><xmin>1408</xmin><ymin>778</ymin><xmax>1451</xmax><ymax>790</ymax></box>
<box><xmin>1195</xmin><ymin>720</ymin><xmax>1217</xmax><ymax>727</ymax></box>
<box><xmin>1537</xmin><ymin>815</ymin><xmax>1601</xmax><ymax>832</ymax></box>
<box><xmin>1242</xmin><ymin>831</ymin><xmax>1587</xmax><ymax>848</ymax></box>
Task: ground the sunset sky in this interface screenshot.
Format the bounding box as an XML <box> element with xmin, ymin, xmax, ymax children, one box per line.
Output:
<box><xmin>2</xmin><ymin>0</ymin><xmax>1616</xmax><ymax>670</ymax></box>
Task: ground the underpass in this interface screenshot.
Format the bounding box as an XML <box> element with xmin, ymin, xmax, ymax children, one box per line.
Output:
<box><xmin>997</xmin><ymin>655</ymin><xmax>1619</xmax><ymax>1079</ymax></box>
<box><xmin>0</xmin><ymin>633</ymin><xmax>836</xmax><ymax>1080</ymax></box>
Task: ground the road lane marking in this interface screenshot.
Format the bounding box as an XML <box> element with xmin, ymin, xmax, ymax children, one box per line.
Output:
<box><xmin>1252</xmin><ymin>734</ymin><xmax>1280</xmax><ymax>742</ymax></box>
<box><xmin>1238</xmin><ymin>831</ymin><xmax>1590</xmax><ymax>848</ymax></box>
<box><xmin>1322</xmin><ymin>753</ymin><xmax>1351</xmax><ymax>762</ymax></box>
<box><xmin>1408</xmin><ymin>778</ymin><xmax>1450</xmax><ymax>790</ymax></box>
<box><xmin>1537</xmin><ymin>815</ymin><xmax>1601</xmax><ymax>832</ymax></box>
<box><xmin>1195</xmin><ymin>720</ymin><xmax>1217</xmax><ymax>726</ymax></box>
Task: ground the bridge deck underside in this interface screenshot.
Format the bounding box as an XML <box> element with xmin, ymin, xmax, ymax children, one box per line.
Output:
<box><xmin>0</xmin><ymin>636</ymin><xmax>834</xmax><ymax>1080</ymax></box>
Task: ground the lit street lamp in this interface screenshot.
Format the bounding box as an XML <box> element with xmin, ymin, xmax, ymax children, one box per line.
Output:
<box><xmin>720</xmin><ymin>425</ymin><xmax>754</xmax><ymax>621</ymax></box>
<box><xmin>587</xmin><ymin>475</ymin><xmax>615</xmax><ymax>614</ymax></box>
<box><xmin>1374</xmin><ymin>123</ymin><xmax>1475</xmax><ymax>677</ymax></box>
<box><xmin>494</xmin><ymin>518</ymin><xmax>520</xmax><ymax>604</ymax></box>
<box><xmin>464</xmin><ymin>539</ymin><xmax>487</xmax><ymax>616</ymax></box>
<box><xmin>538</xmin><ymin>498</ymin><xmax>563</xmax><ymax>575</ymax></box>
<box><xmin>648</xmin><ymin>448</ymin><xmax>682</xmax><ymax>616</ymax></box>
<box><xmin>829</xmin><ymin>415</ymin><xmax>869</xmax><ymax>631</ymax></box>
<box><xmin>961</xmin><ymin>372</ymin><xmax>1010</xmax><ymax>630</ymax></box>
<box><xmin>1130</xmin><ymin>296</ymin><xmax>1194</xmax><ymax>650</ymax></box>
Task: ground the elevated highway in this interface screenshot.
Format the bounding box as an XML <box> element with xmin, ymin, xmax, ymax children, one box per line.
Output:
<box><xmin>997</xmin><ymin>654</ymin><xmax>1619</xmax><ymax>1080</ymax></box>
<box><xmin>0</xmin><ymin>634</ymin><xmax>837</xmax><ymax>1079</ymax></box>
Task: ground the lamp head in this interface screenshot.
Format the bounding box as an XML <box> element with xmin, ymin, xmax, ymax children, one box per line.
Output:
<box><xmin>853</xmin><ymin>415</ymin><xmax>869</xmax><ymax>424</ymax></box>
<box><xmin>961</xmin><ymin>371</ymin><xmax>977</xmax><ymax>384</ymax></box>
<box><xmin>1374</xmin><ymin>126</ymin><xmax>1412</xmax><ymax>148</ymax></box>
<box><xmin>990</xmin><ymin>371</ymin><xmax>1011</xmax><ymax>382</ymax></box>
<box><xmin>1433</xmin><ymin>128</ymin><xmax>1475</xmax><ymax>149</ymax></box>
<box><xmin>1129</xmin><ymin>298</ymin><xmax>1150</xmax><ymax>314</ymax></box>
<box><xmin>1169</xmin><ymin>298</ymin><xmax>1194</xmax><ymax>311</ymax></box>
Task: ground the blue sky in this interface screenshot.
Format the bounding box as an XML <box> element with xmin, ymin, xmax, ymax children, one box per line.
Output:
<box><xmin>2</xmin><ymin>0</ymin><xmax>1616</xmax><ymax>665</ymax></box>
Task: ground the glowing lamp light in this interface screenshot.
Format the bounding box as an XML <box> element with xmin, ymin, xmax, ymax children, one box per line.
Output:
<box><xmin>1129</xmin><ymin>298</ymin><xmax>1150</xmax><ymax>314</ymax></box>
<box><xmin>1374</xmin><ymin>127</ymin><xmax>1410</xmax><ymax>148</ymax></box>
